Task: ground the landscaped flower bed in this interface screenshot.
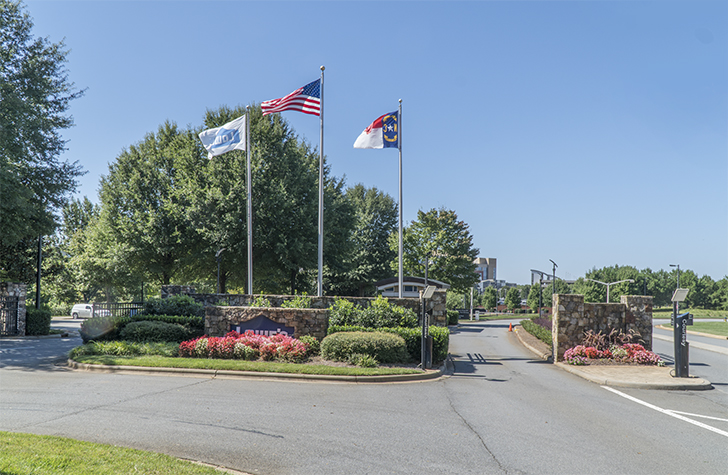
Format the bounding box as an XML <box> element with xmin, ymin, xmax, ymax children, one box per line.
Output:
<box><xmin>563</xmin><ymin>330</ymin><xmax>664</xmax><ymax>366</ymax></box>
<box><xmin>178</xmin><ymin>331</ymin><xmax>310</xmax><ymax>362</ymax></box>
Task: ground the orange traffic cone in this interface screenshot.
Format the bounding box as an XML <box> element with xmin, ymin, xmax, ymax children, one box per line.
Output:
<box><xmin>508</xmin><ymin>323</ymin><xmax>513</xmax><ymax>332</ymax></box>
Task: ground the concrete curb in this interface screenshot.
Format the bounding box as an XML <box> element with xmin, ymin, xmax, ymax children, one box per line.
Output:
<box><xmin>555</xmin><ymin>362</ymin><xmax>713</xmax><ymax>390</ymax></box>
<box><xmin>67</xmin><ymin>359</ymin><xmax>444</xmax><ymax>383</ymax></box>
<box><xmin>1</xmin><ymin>332</ymin><xmax>76</xmax><ymax>340</ymax></box>
<box><xmin>513</xmin><ymin>327</ymin><xmax>552</xmax><ymax>361</ymax></box>
<box><xmin>656</xmin><ymin>324</ymin><xmax>728</xmax><ymax>340</ymax></box>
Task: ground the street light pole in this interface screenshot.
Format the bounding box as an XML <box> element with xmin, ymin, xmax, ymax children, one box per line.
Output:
<box><xmin>549</xmin><ymin>259</ymin><xmax>558</xmax><ymax>299</ymax></box>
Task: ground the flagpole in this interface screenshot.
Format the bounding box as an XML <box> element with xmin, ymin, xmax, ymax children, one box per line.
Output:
<box><xmin>318</xmin><ymin>66</ymin><xmax>325</xmax><ymax>297</ymax></box>
<box><xmin>246</xmin><ymin>106</ymin><xmax>253</xmax><ymax>295</ymax></box>
<box><xmin>398</xmin><ymin>99</ymin><xmax>403</xmax><ymax>299</ymax></box>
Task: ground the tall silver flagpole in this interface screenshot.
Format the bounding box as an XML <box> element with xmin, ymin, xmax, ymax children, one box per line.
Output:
<box><xmin>318</xmin><ymin>66</ymin><xmax>325</xmax><ymax>297</ymax></box>
<box><xmin>246</xmin><ymin>106</ymin><xmax>253</xmax><ymax>295</ymax></box>
<box><xmin>398</xmin><ymin>99</ymin><xmax>403</xmax><ymax>299</ymax></box>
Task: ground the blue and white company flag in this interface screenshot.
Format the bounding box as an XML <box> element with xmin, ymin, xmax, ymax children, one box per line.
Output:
<box><xmin>199</xmin><ymin>114</ymin><xmax>247</xmax><ymax>159</ymax></box>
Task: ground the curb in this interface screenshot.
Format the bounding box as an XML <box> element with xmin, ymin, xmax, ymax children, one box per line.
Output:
<box><xmin>656</xmin><ymin>325</ymin><xmax>728</xmax><ymax>340</ymax></box>
<box><xmin>1</xmin><ymin>332</ymin><xmax>76</xmax><ymax>340</ymax></box>
<box><xmin>555</xmin><ymin>362</ymin><xmax>713</xmax><ymax>390</ymax></box>
<box><xmin>513</xmin><ymin>327</ymin><xmax>552</xmax><ymax>361</ymax></box>
<box><xmin>67</xmin><ymin>359</ymin><xmax>444</xmax><ymax>383</ymax></box>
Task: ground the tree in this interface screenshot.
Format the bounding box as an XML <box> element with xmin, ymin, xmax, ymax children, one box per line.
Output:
<box><xmin>337</xmin><ymin>184</ymin><xmax>397</xmax><ymax>296</ymax></box>
<box><xmin>390</xmin><ymin>208</ymin><xmax>479</xmax><ymax>293</ymax></box>
<box><xmin>0</xmin><ymin>0</ymin><xmax>84</xmax><ymax>249</ymax></box>
<box><xmin>505</xmin><ymin>288</ymin><xmax>521</xmax><ymax>311</ymax></box>
<box><xmin>481</xmin><ymin>287</ymin><xmax>497</xmax><ymax>311</ymax></box>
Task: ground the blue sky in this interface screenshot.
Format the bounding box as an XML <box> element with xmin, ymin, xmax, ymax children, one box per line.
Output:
<box><xmin>25</xmin><ymin>0</ymin><xmax>727</xmax><ymax>284</ymax></box>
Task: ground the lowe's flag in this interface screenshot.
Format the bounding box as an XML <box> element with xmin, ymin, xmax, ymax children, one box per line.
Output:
<box><xmin>353</xmin><ymin>111</ymin><xmax>399</xmax><ymax>149</ymax></box>
<box><xmin>199</xmin><ymin>114</ymin><xmax>246</xmax><ymax>159</ymax></box>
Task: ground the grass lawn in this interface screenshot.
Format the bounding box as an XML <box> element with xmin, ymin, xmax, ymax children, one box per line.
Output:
<box><xmin>657</xmin><ymin>321</ymin><xmax>728</xmax><ymax>338</ymax></box>
<box><xmin>0</xmin><ymin>431</ymin><xmax>226</xmax><ymax>474</ymax></box>
<box><xmin>653</xmin><ymin>307</ymin><xmax>728</xmax><ymax>319</ymax></box>
<box><xmin>72</xmin><ymin>355</ymin><xmax>424</xmax><ymax>376</ymax></box>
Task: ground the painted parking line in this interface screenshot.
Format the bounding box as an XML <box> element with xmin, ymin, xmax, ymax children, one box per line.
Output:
<box><xmin>667</xmin><ymin>410</ymin><xmax>728</xmax><ymax>423</ymax></box>
<box><xmin>602</xmin><ymin>386</ymin><xmax>728</xmax><ymax>438</ymax></box>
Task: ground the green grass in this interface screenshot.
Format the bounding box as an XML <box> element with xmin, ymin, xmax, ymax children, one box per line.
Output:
<box><xmin>72</xmin><ymin>355</ymin><xmax>423</xmax><ymax>376</ymax></box>
<box><xmin>653</xmin><ymin>307</ymin><xmax>728</xmax><ymax>319</ymax></box>
<box><xmin>0</xmin><ymin>431</ymin><xmax>225</xmax><ymax>474</ymax></box>
<box><xmin>658</xmin><ymin>321</ymin><xmax>728</xmax><ymax>338</ymax></box>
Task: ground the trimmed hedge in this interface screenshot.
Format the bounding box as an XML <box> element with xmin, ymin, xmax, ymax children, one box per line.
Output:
<box><xmin>25</xmin><ymin>306</ymin><xmax>52</xmax><ymax>336</ymax></box>
<box><xmin>119</xmin><ymin>321</ymin><xmax>192</xmax><ymax>343</ymax></box>
<box><xmin>80</xmin><ymin>314</ymin><xmax>204</xmax><ymax>343</ymax></box>
<box><xmin>327</xmin><ymin>325</ymin><xmax>450</xmax><ymax>363</ymax></box>
<box><xmin>142</xmin><ymin>295</ymin><xmax>203</xmax><ymax>317</ymax></box>
<box><xmin>521</xmin><ymin>318</ymin><xmax>552</xmax><ymax>346</ymax></box>
<box><xmin>447</xmin><ymin>310</ymin><xmax>459</xmax><ymax>325</ymax></box>
<box><xmin>321</xmin><ymin>331</ymin><xmax>409</xmax><ymax>364</ymax></box>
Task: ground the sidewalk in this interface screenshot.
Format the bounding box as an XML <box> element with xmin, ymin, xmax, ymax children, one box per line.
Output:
<box><xmin>513</xmin><ymin>326</ymin><xmax>713</xmax><ymax>390</ymax></box>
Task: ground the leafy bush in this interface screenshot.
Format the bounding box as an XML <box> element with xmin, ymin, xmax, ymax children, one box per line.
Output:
<box><xmin>69</xmin><ymin>341</ymin><xmax>179</xmax><ymax>358</ymax></box>
<box><xmin>328</xmin><ymin>297</ymin><xmax>416</xmax><ymax>329</ymax></box>
<box><xmin>80</xmin><ymin>316</ymin><xmax>130</xmax><ymax>343</ymax></box>
<box><xmin>520</xmin><ymin>318</ymin><xmax>553</xmax><ymax>346</ymax></box>
<box><xmin>327</xmin><ymin>325</ymin><xmax>450</xmax><ymax>363</ymax></box>
<box><xmin>142</xmin><ymin>295</ymin><xmax>203</xmax><ymax>317</ymax></box>
<box><xmin>179</xmin><ymin>331</ymin><xmax>308</xmax><ymax>362</ymax></box>
<box><xmin>119</xmin><ymin>321</ymin><xmax>191</xmax><ymax>343</ymax></box>
<box><xmin>348</xmin><ymin>353</ymin><xmax>378</xmax><ymax>368</ymax></box>
<box><xmin>281</xmin><ymin>294</ymin><xmax>311</xmax><ymax>309</ymax></box>
<box><xmin>298</xmin><ymin>335</ymin><xmax>320</xmax><ymax>357</ymax></box>
<box><xmin>321</xmin><ymin>331</ymin><xmax>409</xmax><ymax>364</ymax></box>
<box><xmin>25</xmin><ymin>306</ymin><xmax>52</xmax><ymax>335</ymax></box>
<box><xmin>447</xmin><ymin>310</ymin><xmax>459</xmax><ymax>325</ymax></box>
<box><xmin>249</xmin><ymin>295</ymin><xmax>272</xmax><ymax>307</ymax></box>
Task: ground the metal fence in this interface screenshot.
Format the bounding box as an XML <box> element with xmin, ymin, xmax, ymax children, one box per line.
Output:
<box><xmin>91</xmin><ymin>301</ymin><xmax>145</xmax><ymax>318</ymax></box>
<box><xmin>0</xmin><ymin>295</ymin><xmax>20</xmax><ymax>336</ymax></box>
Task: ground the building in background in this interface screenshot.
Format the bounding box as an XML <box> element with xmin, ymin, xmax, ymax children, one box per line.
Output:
<box><xmin>375</xmin><ymin>276</ymin><xmax>450</xmax><ymax>298</ymax></box>
<box><xmin>474</xmin><ymin>258</ymin><xmax>496</xmax><ymax>281</ymax></box>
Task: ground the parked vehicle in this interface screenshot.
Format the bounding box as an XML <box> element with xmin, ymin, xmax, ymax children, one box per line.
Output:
<box><xmin>70</xmin><ymin>304</ymin><xmax>111</xmax><ymax>319</ymax></box>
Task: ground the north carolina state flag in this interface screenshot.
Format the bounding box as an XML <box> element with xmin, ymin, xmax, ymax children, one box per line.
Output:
<box><xmin>353</xmin><ymin>111</ymin><xmax>399</xmax><ymax>149</ymax></box>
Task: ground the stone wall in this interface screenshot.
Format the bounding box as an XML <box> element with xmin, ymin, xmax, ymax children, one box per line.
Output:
<box><xmin>552</xmin><ymin>294</ymin><xmax>653</xmax><ymax>361</ymax></box>
<box><xmin>162</xmin><ymin>286</ymin><xmax>449</xmax><ymax>328</ymax></box>
<box><xmin>206</xmin><ymin>306</ymin><xmax>329</xmax><ymax>340</ymax></box>
<box><xmin>1</xmin><ymin>282</ymin><xmax>27</xmax><ymax>336</ymax></box>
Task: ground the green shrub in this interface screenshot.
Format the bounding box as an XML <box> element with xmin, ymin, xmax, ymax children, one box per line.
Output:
<box><xmin>281</xmin><ymin>294</ymin><xmax>311</xmax><ymax>309</ymax></box>
<box><xmin>326</xmin><ymin>325</ymin><xmax>450</xmax><ymax>363</ymax></box>
<box><xmin>132</xmin><ymin>314</ymin><xmax>204</xmax><ymax>336</ymax></box>
<box><xmin>249</xmin><ymin>295</ymin><xmax>272</xmax><ymax>307</ymax></box>
<box><xmin>328</xmin><ymin>297</ymin><xmax>416</xmax><ymax>329</ymax></box>
<box><xmin>321</xmin><ymin>331</ymin><xmax>409</xmax><ymax>364</ymax></box>
<box><xmin>119</xmin><ymin>320</ymin><xmax>191</xmax><ymax>343</ymax></box>
<box><xmin>25</xmin><ymin>306</ymin><xmax>52</xmax><ymax>335</ymax></box>
<box><xmin>521</xmin><ymin>318</ymin><xmax>553</xmax><ymax>346</ymax></box>
<box><xmin>69</xmin><ymin>341</ymin><xmax>179</xmax><ymax>359</ymax></box>
<box><xmin>142</xmin><ymin>295</ymin><xmax>203</xmax><ymax>317</ymax></box>
<box><xmin>348</xmin><ymin>353</ymin><xmax>378</xmax><ymax>367</ymax></box>
<box><xmin>79</xmin><ymin>316</ymin><xmax>130</xmax><ymax>343</ymax></box>
<box><xmin>447</xmin><ymin>310</ymin><xmax>459</xmax><ymax>325</ymax></box>
<box><xmin>298</xmin><ymin>335</ymin><xmax>320</xmax><ymax>357</ymax></box>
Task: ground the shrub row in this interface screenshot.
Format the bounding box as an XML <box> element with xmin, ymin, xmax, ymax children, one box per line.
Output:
<box><xmin>520</xmin><ymin>318</ymin><xmax>553</xmax><ymax>346</ymax></box>
<box><xmin>321</xmin><ymin>332</ymin><xmax>409</xmax><ymax>364</ymax></box>
<box><xmin>327</xmin><ymin>325</ymin><xmax>450</xmax><ymax>363</ymax></box>
<box><xmin>80</xmin><ymin>314</ymin><xmax>204</xmax><ymax>343</ymax></box>
<box><xmin>142</xmin><ymin>295</ymin><xmax>204</xmax><ymax>317</ymax></box>
<box><xmin>328</xmin><ymin>297</ymin><xmax>417</xmax><ymax>329</ymax></box>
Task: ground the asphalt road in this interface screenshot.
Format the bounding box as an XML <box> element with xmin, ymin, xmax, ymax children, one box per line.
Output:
<box><xmin>1</xmin><ymin>319</ymin><xmax>727</xmax><ymax>474</ymax></box>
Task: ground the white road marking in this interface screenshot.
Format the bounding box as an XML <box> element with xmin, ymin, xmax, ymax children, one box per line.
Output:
<box><xmin>667</xmin><ymin>410</ymin><xmax>728</xmax><ymax>423</ymax></box>
<box><xmin>602</xmin><ymin>386</ymin><xmax>728</xmax><ymax>438</ymax></box>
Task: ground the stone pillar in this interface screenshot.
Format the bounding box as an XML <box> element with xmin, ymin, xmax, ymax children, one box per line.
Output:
<box><xmin>1</xmin><ymin>283</ymin><xmax>27</xmax><ymax>336</ymax></box>
<box><xmin>552</xmin><ymin>294</ymin><xmax>584</xmax><ymax>361</ymax></box>
<box><xmin>621</xmin><ymin>295</ymin><xmax>653</xmax><ymax>350</ymax></box>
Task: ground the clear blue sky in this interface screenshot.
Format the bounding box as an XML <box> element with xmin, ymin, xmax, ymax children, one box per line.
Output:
<box><xmin>25</xmin><ymin>0</ymin><xmax>727</xmax><ymax>285</ymax></box>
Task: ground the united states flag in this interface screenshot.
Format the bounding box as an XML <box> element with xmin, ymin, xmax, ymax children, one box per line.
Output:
<box><xmin>261</xmin><ymin>79</ymin><xmax>321</xmax><ymax>116</ymax></box>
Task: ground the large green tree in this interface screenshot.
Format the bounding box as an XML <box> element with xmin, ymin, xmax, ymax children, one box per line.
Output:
<box><xmin>390</xmin><ymin>208</ymin><xmax>479</xmax><ymax>293</ymax></box>
<box><xmin>336</xmin><ymin>184</ymin><xmax>397</xmax><ymax>296</ymax></box>
<box><xmin>0</xmin><ymin>0</ymin><xmax>84</xmax><ymax>248</ymax></box>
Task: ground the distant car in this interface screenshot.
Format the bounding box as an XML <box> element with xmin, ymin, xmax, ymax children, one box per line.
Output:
<box><xmin>70</xmin><ymin>304</ymin><xmax>111</xmax><ymax>319</ymax></box>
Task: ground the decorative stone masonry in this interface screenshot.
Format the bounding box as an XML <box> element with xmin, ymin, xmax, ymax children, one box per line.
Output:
<box><xmin>162</xmin><ymin>285</ymin><xmax>449</xmax><ymax>329</ymax></box>
<box><xmin>206</xmin><ymin>306</ymin><xmax>329</xmax><ymax>340</ymax></box>
<box><xmin>552</xmin><ymin>294</ymin><xmax>653</xmax><ymax>361</ymax></box>
<box><xmin>1</xmin><ymin>282</ymin><xmax>27</xmax><ymax>336</ymax></box>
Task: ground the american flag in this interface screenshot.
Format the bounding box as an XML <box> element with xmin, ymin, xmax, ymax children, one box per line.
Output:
<box><xmin>261</xmin><ymin>79</ymin><xmax>321</xmax><ymax>116</ymax></box>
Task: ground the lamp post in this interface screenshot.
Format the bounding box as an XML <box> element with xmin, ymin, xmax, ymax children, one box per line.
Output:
<box><xmin>584</xmin><ymin>278</ymin><xmax>634</xmax><ymax>303</ymax></box>
<box><xmin>549</xmin><ymin>259</ymin><xmax>558</xmax><ymax>299</ymax></box>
